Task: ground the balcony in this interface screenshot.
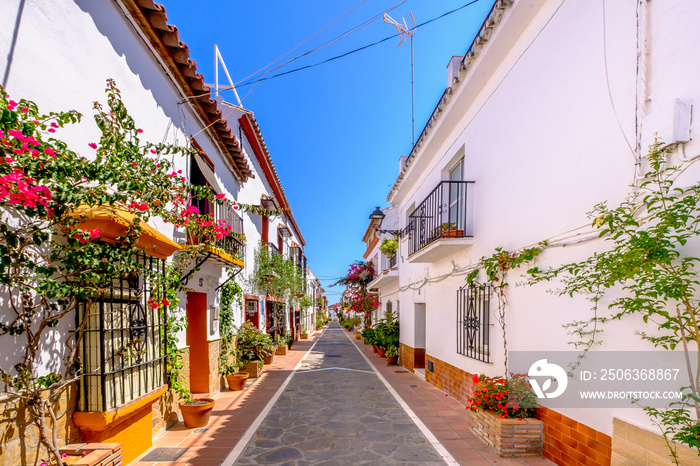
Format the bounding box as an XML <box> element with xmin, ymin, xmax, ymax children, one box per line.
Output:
<box><xmin>263</xmin><ymin>242</ymin><xmax>281</xmax><ymax>257</ymax></box>
<box><xmin>189</xmin><ymin>201</ymin><xmax>245</xmax><ymax>268</ymax></box>
<box><xmin>407</xmin><ymin>181</ymin><xmax>474</xmax><ymax>263</ymax></box>
<box><xmin>368</xmin><ymin>253</ymin><xmax>398</xmax><ymax>289</ymax></box>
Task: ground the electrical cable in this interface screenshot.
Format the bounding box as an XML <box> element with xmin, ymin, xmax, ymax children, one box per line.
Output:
<box><xmin>234</xmin><ymin>0</ymin><xmax>485</xmax><ymax>89</ymax></box>
<box><xmin>236</xmin><ymin>0</ymin><xmax>371</xmax><ymax>86</ymax></box>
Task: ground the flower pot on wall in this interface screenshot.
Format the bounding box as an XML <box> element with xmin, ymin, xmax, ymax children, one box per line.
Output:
<box><xmin>225</xmin><ymin>372</ymin><xmax>249</xmax><ymax>391</ymax></box>
<box><xmin>373</xmin><ymin>346</ymin><xmax>378</xmax><ymax>353</ymax></box>
<box><xmin>179</xmin><ymin>398</ymin><xmax>215</xmax><ymax>428</ymax></box>
<box><xmin>377</xmin><ymin>348</ymin><xmax>386</xmax><ymax>358</ymax></box>
<box><xmin>386</xmin><ymin>355</ymin><xmax>398</xmax><ymax>365</ymax></box>
<box><xmin>440</xmin><ymin>229</ymin><xmax>464</xmax><ymax>238</ymax></box>
<box><xmin>469</xmin><ymin>408</ymin><xmax>543</xmax><ymax>457</ymax></box>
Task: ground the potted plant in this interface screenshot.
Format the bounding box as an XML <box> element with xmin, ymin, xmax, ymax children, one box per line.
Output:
<box><xmin>435</xmin><ymin>222</ymin><xmax>463</xmax><ymax>238</ymax></box>
<box><xmin>379</xmin><ymin>237</ymin><xmax>398</xmax><ymax>261</ymax></box>
<box><xmin>176</xmin><ymin>384</ymin><xmax>215</xmax><ymax>428</ymax></box>
<box><xmin>220</xmin><ymin>360</ymin><xmax>249</xmax><ymax>391</ymax></box>
<box><xmin>218</xmin><ymin>281</ymin><xmax>248</xmax><ymax>391</ymax></box>
<box><xmin>467</xmin><ymin>374</ymin><xmax>542</xmax><ymax>457</ymax></box>
<box><xmin>275</xmin><ymin>335</ymin><xmax>289</xmax><ymax>355</ymax></box>
<box><xmin>235</xmin><ymin>322</ymin><xmax>272</xmax><ymax>378</ymax></box>
<box><xmin>300</xmin><ymin>326</ymin><xmax>309</xmax><ymax>339</ymax></box>
<box><xmin>386</xmin><ymin>346</ymin><xmax>398</xmax><ymax>365</ymax></box>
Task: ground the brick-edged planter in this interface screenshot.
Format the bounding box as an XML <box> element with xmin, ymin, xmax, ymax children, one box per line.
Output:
<box><xmin>300</xmin><ymin>333</ymin><xmax>308</xmax><ymax>339</ymax></box>
<box><xmin>275</xmin><ymin>345</ymin><xmax>288</xmax><ymax>355</ymax></box>
<box><xmin>59</xmin><ymin>443</ymin><xmax>123</xmax><ymax>466</ymax></box>
<box><xmin>470</xmin><ymin>409</ymin><xmax>543</xmax><ymax>457</ymax></box>
<box><xmin>241</xmin><ymin>360</ymin><xmax>263</xmax><ymax>378</ymax></box>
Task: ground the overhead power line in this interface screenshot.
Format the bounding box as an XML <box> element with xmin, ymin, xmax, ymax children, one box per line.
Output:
<box><xmin>235</xmin><ymin>0</ymin><xmax>485</xmax><ymax>89</ymax></box>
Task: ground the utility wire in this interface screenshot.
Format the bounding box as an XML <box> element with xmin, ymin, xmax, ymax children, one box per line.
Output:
<box><xmin>235</xmin><ymin>0</ymin><xmax>485</xmax><ymax>89</ymax></box>
<box><xmin>236</xmin><ymin>0</ymin><xmax>370</xmax><ymax>85</ymax></box>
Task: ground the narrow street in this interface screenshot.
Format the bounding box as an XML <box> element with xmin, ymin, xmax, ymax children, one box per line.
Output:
<box><xmin>231</xmin><ymin>322</ymin><xmax>447</xmax><ymax>465</ymax></box>
<box><xmin>134</xmin><ymin>323</ymin><xmax>553</xmax><ymax>465</ymax></box>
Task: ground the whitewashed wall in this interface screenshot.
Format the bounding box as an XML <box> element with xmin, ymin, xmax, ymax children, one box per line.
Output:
<box><xmin>0</xmin><ymin>0</ymin><xmax>248</xmax><ymax>367</ymax></box>
<box><xmin>390</xmin><ymin>0</ymin><xmax>700</xmax><ymax>435</ymax></box>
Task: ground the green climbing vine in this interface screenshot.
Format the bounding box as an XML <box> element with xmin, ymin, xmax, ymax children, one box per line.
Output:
<box><xmin>526</xmin><ymin>141</ymin><xmax>700</xmax><ymax>462</ymax></box>
<box><xmin>467</xmin><ymin>245</ymin><xmax>544</xmax><ymax>376</ymax></box>
<box><xmin>219</xmin><ymin>276</ymin><xmax>243</xmax><ymax>375</ymax></box>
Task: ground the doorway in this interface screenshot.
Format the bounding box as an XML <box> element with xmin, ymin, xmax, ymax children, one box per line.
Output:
<box><xmin>414</xmin><ymin>303</ymin><xmax>426</xmax><ymax>369</ymax></box>
<box><xmin>186</xmin><ymin>291</ymin><xmax>210</xmax><ymax>393</ymax></box>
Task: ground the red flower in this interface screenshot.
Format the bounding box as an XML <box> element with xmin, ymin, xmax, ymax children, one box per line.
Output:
<box><xmin>472</xmin><ymin>374</ymin><xmax>479</xmax><ymax>384</ymax></box>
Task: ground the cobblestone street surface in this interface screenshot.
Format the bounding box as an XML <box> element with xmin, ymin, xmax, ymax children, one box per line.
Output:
<box><xmin>134</xmin><ymin>323</ymin><xmax>553</xmax><ymax>465</ymax></box>
<box><xmin>233</xmin><ymin>322</ymin><xmax>447</xmax><ymax>465</ymax></box>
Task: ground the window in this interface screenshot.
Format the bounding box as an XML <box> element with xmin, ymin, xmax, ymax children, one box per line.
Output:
<box><xmin>447</xmin><ymin>158</ymin><xmax>463</xmax><ymax>228</ymax></box>
<box><xmin>77</xmin><ymin>253</ymin><xmax>166</xmax><ymax>412</ymax></box>
<box><xmin>457</xmin><ymin>282</ymin><xmax>491</xmax><ymax>362</ymax></box>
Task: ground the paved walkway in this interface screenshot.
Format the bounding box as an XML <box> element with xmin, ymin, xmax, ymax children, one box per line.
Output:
<box><xmin>133</xmin><ymin>322</ymin><xmax>553</xmax><ymax>466</ymax></box>
<box><xmin>232</xmin><ymin>323</ymin><xmax>446</xmax><ymax>465</ymax></box>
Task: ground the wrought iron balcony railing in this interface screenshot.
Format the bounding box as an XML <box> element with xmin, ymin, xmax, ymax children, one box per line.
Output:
<box><xmin>408</xmin><ymin>181</ymin><xmax>474</xmax><ymax>256</ymax></box>
<box><xmin>263</xmin><ymin>241</ymin><xmax>281</xmax><ymax>257</ymax></box>
<box><xmin>188</xmin><ymin>201</ymin><xmax>245</xmax><ymax>263</ymax></box>
<box><xmin>388</xmin><ymin>253</ymin><xmax>398</xmax><ymax>269</ymax></box>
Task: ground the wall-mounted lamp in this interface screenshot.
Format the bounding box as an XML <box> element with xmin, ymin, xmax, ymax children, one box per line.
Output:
<box><xmin>369</xmin><ymin>206</ymin><xmax>404</xmax><ymax>237</ymax></box>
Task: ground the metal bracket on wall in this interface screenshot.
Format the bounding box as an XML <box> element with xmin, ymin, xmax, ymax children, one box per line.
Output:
<box><xmin>180</xmin><ymin>252</ymin><xmax>213</xmax><ymax>286</ymax></box>
<box><xmin>215</xmin><ymin>267</ymin><xmax>243</xmax><ymax>291</ymax></box>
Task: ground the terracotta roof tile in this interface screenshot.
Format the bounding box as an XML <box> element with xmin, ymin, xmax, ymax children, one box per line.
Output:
<box><xmin>118</xmin><ymin>0</ymin><xmax>253</xmax><ymax>182</ymax></box>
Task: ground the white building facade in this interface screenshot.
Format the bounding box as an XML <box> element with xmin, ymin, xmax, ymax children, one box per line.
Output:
<box><xmin>0</xmin><ymin>0</ymin><xmax>316</xmax><ymax>463</ymax></box>
<box><xmin>374</xmin><ymin>1</ymin><xmax>700</xmax><ymax>464</ymax></box>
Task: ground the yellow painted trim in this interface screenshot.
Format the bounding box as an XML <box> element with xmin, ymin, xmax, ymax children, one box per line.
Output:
<box><xmin>72</xmin><ymin>385</ymin><xmax>167</xmax><ymax>432</ymax></box>
<box><xmin>69</xmin><ymin>205</ymin><xmax>181</xmax><ymax>259</ymax></box>
<box><xmin>205</xmin><ymin>244</ymin><xmax>245</xmax><ymax>268</ymax></box>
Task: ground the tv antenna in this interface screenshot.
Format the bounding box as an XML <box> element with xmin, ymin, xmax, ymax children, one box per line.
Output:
<box><xmin>383</xmin><ymin>12</ymin><xmax>417</xmax><ymax>145</ymax></box>
<box><xmin>214</xmin><ymin>44</ymin><xmax>242</xmax><ymax>106</ymax></box>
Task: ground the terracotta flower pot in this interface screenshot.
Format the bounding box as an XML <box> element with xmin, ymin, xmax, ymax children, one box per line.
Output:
<box><xmin>373</xmin><ymin>346</ymin><xmax>378</xmax><ymax>353</ymax></box>
<box><xmin>179</xmin><ymin>398</ymin><xmax>215</xmax><ymax>428</ymax></box>
<box><xmin>354</xmin><ymin>333</ymin><xmax>361</xmax><ymax>340</ymax></box>
<box><xmin>263</xmin><ymin>349</ymin><xmax>276</xmax><ymax>365</ymax></box>
<box><xmin>225</xmin><ymin>372</ymin><xmax>249</xmax><ymax>391</ymax></box>
<box><xmin>387</xmin><ymin>355</ymin><xmax>398</xmax><ymax>365</ymax></box>
<box><xmin>377</xmin><ymin>348</ymin><xmax>386</xmax><ymax>358</ymax></box>
<box><xmin>275</xmin><ymin>345</ymin><xmax>288</xmax><ymax>355</ymax></box>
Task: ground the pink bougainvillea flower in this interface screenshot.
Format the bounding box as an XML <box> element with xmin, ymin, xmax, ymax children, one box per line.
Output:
<box><xmin>129</xmin><ymin>201</ymin><xmax>149</xmax><ymax>211</ymax></box>
<box><xmin>150</xmin><ymin>148</ymin><xmax>156</xmax><ymax>154</ymax></box>
<box><xmin>162</xmin><ymin>298</ymin><xmax>170</xmax><ymax>306</ymax></box>
<box><xmin>51</xmin><ymin>122</ymin><xmax>59</xmax><ymax>129</ymax></box>
<box><xmin>47</xmin><ymin>128</ymin><xmax>56</xmax><ymax>133</ymax></box>
<box><xmin>137</xmin><ymin>128</ymin><xmax>143</xmax><ymax>133</ymax></box>
<box><xmin>216</xmin><ymin>193</ymin><xmax>226</xmax><ymax>199</ymax></box>
<box><xmin>89</xmin><ymin>229</ymin><xmax>101</xmax><ymax>239</ymax></box>
<box><xmin>20</xmin><ymin>107</ymin><xmax>28</xmax><ymax>114</ymax></box>
<box><xmin>88</xmin><ymin>143</ymin><xmax>97</xmax><ymax>149</ymax></box>
<box><xmin>43</xmin><ymin>147</ymin><xmax>56</xmax><ymax>157</ymax></box>
<box><xmin>7</xmin><ymin>100</ymin><xmax>18</xmax><ymax>111</ymax></box>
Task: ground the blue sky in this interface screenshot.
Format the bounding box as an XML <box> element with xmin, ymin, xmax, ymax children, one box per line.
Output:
<box><xmin>162</xmin><ymin>0</ymin><xmax>495</xmax><ymax>301</ymax></box>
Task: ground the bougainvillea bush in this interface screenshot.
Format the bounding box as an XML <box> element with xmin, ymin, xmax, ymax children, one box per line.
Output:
<box><xmin>0</xmin><ymin>80</ymin><xmax>246</xmax><ymax>465</ymax></box>
<box><xmin>467</xmin><ymin>373</ymin><xmax>537</xmax><ymax>419</ymax></box>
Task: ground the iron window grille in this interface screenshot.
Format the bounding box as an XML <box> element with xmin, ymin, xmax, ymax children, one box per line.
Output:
<box><xmin>457</xmin><ymin>282</ymin><xmax>491</xmax><ymax>362</ymax></box>
<box><xmin>388</xmin><ymin>254</ymin><xmax>398</xmax><ymax>268</ymax></box>
<box><xmin>408</xmin><ymin>181</ymin><xmax>474</xmax><ymax>256</ymax></box>
<box><xmin>77</xmin><ymin>253</ymin><xmax>167</xmax><ymax>412</ymax></box>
